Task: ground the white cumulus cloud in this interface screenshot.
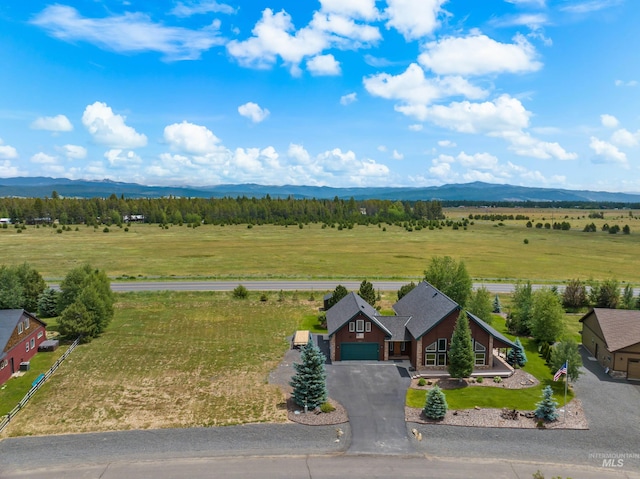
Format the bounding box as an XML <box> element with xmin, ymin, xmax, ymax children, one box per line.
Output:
<box><xmin>600</xmin><ymin>114</ymin><xmax>619</xmax><ymax>128</ymax></box>
<box><xmin>418</xmin><ymin>33</ymin><xmax>542</xmax><ymax>76</ymax></box>
<box><xmin>319</xmin><ymin>0</ymin><xmax>379</xmax><ymax>20</ymax></box>
<box><xmin>105</xmin><ymin>149</ymin><xmax>143</xmax><ymax>166</ymax></box>
<box><xmin>164</xmin><ymin>121</ymin><xmax>222</xmax><ymax>155</ymax></box>
<box><xmin>589</xmin><ymin>136</ymin><xmax>627</xmax><ymax>166</ymax></box>
<box><xmin>384</xmin><ymin>0</ymin><xmax>447</xmax><ymax>40</ymax></box>
<box><xmin>60</xmin><ymin>144</ymin><xmax>87</xmax><ymax>159</ymax></box>
<box><xmin>307</xmin><ymin>54</ymin><xmax>341</xmax><ymax>75</ymax></box>
<box><xmin>31</xmin><ymin>114</ymin><xmax>73</xmax><ymax>132</ymax></box>
<box><xmin>238</xmin><ymin>102</ymin><xmax>270</xmax><ymax>123</ymax></box>
<box><xmin>0</xmin><ymin>139</ymin><xmax>18</xmax><ymax>159</ymax></box>
<box><xmin>392</xmin><ymin>149</ymin><xmax>404</xmax><ymax>160</ymax></box>
<box><xmin>31</xmin><ymin>152</ymin><xmax>58</xmax><ymax>164</ymax></box>
<box><xmin>82</xmin><ymin>101</ymin><xmax>147</xmax><ymax>149</ymax></box>
<box><xmin>611</xmin><ymin>128</ymin><xmax>639</xmax><ymax>148</ymax></box>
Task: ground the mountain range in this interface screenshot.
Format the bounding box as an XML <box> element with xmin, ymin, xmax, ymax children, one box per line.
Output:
<box><xmin>0</xmin><ymin>177</ymin><xmax>638</xmax><ymax>203</ymax></box>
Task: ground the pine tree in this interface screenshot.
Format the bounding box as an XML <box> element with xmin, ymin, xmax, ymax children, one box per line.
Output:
<box><xmin>493</xmin><ymin>294</ymin><xmax>502</xmax><ymax>313</ymax></box>
<box><xmin>535</xmin><ymin>385</ymin><xmax>559</xmax><ymax>422</ymax></box>
<box><xmin>326</xmin><ymin>285</ymin><xmax>349</xmax><ymax>310</ymax></box>
<box><xmin>37</xmin><ymin>287</ymin><xmax>59</xmax><ymax>318</ymax></box>
<box><xmin>289</xmin><ymin>338</ymin><xmax>328</xmax><ymax>409</ymax></box>
<box><xmin>448</xmin><ymin>311</ymin><xmax>474</xmax><ymax>379</ymax></box>
<box><xmin>423</xmin><ymin>385</ymin><xmax>448</xmax><ymax>420</ymax></box>
<box><xmin>358</xmin><ymin>279</ymin><xmax>376</xmax><ymax>307</ymax></box>
<box><xmin>506</xmin><ymin>337</ymin><xmax>528</xmax><ymax>368</ymax></box>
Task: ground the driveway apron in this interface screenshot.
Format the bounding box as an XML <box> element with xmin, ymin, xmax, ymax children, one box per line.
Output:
<box><xmin>326</xmin><ymin>362</ymin><xmax>414</xmax><ymax>454</ymax></box>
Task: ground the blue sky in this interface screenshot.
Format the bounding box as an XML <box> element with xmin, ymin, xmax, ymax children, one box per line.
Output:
<box><xmin>0</xmin><ymin>0</ymin><xmax>638</xmax><ymax>191</ymax></box>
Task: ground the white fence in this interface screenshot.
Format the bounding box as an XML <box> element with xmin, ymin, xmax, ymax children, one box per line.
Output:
<box><xmin>0</xmin><ymin>337</ymin><xmax>80</xmax><ymax>433</ymax></box>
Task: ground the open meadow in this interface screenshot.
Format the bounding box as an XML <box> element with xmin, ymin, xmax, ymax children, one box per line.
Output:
<box><xmin>0</xmin><ymin>207</ymin><xmax>639</xmax><ymax>283</ymax></box>
<box><xmin>2</xmin><ymin>291</ymin><xmax>319</xmax><ymax>436</ymax></box>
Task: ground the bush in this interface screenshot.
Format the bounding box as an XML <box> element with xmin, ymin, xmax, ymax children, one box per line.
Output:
<box><xmin>418</xmin><ymin>378</ymin><xmax>427</xmax><ymax>387</ymax></box>
<box><xmin>320</xmin><ymin>402</ymin><xmax>335</xmax><ymax>413</ymax></box>
<box><xmin>423</xmin><ymin>385</ymin><xmax>448</xmax><ymax>420</ymax></box>
<box><xmin>476</xmin><ymin>376</ymin><xmax>483</xmax><ymax>383</ymax></box>
<box><xmin>103</xmin><ymin>227</ymin><xmax>110</xmax><ymax>233</ymax></box>
<box><xmin>232</xmin><ymin>284</ymin><xmax>249</xmax><ymax>299</ymax></box>
<box><xmin>523</xmin><ymin>238</ymin><xmax>529</xmax><ymax>244</ymax></box>
<box><xmin>493</xmin><ymin>376</ymin><xmax>502</xmax><ymax>383</ymax></box>
<box><xmin>260</xmin><ymin>293</ymin><xmax>268</xmax><ymax>302</ymax></box>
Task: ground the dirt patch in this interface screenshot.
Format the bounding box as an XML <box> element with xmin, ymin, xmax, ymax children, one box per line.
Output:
<box><xmin>406</xmin><ymin>398</ymin><xmax>588</xmax><ymax>429</ymax></box>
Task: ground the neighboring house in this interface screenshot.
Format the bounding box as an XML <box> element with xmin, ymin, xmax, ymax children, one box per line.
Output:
<box><xmin>327</xmin><ymin>281</ymin><xmax>516</xmax><ymax>372</ymax></box>
<box><xmin>580</xmin><ymin>308</ymin><xmax>640</xmax><ymax>380</ymax></box>
<box><xmin>0</xmin><ymin>310</ymin><xmax>47</xmax><ymax>386</ymax></box>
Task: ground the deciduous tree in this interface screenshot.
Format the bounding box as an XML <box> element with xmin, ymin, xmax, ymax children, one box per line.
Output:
<box><xmin>530</xmin><ymin>288</ymin><xmax>565</xmax><ymax>344</ymax></box>
<box><xmin>550</xmin><ymin>339</ymin><xmax>583</xmax><ymax>382</ymax></box>
<box><xmin>423</xmin><ymin>256</ymin><xmax>472</xmax><ymax>307</ymax></box>
<box><xmin>467</xmin><ymin>286</ymin><xmax>493</xmax><ymax>324</ymax></box>
<box><xmin>507</xmin><ymin>281</ymin><xmax>533</xmax><ymax>335</ymax></box>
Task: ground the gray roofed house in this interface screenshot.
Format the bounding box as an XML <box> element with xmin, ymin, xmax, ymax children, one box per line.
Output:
<box><xmin>580</xmin><ymin>308</ymin><xmax>640</xmax><ymax>380</ymax></box>
<box><xmin>326</xmin><ymin>281</ymin><xmax>516</xmax><ymax>375</ymax></box>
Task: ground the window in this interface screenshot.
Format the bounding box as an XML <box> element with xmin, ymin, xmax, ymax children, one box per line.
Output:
<box><xmin>438</xmin><ymin>338</ymin><xmax>447</xmax><ymax>352</ymax></box>
<box><xmin>31</xmin><ymin>338</ymin><xmax>35</xmax><ymax>349</ymax></box>
<box><xmin>37</xmin><ymin>331</ymin><xmax>43</xmax><ymax>339</ymax></box>
<box><xmin>401</xmin><ymin>342</ymin><xmax>406</xmax><ymax>352</ymax></box>
<box><xmin>356</xmin><ymin>319</ymin><xmax>365</xmax><ymax>333</ymax></box>
<box><xmin>425</xmin><ymin>353</ymin><xmax>436</xmax><ymax>366</ymax></box>
<box><xmin>24</xmin><ymin>318</ymin><xmax>29</xmax><ymax>329</ymax></box>
<box><xmin>365</xmin><ymin>322</ymin><xmax>371</xmax><ymax>333</ymax></box>
<box><xmin>26</xmin><ymin>342</ymin><xmax>29</xmax><ymax>352</ymax></box>
<box><xmin>18</xmin><ymin>322</ymin><xmax>23</xmax><ymax>334</ymax></box>
<box><xmin>437</xmin><ymin>353</ymin><xmax>447</xmax><ymax>366</ymax></box>
<box><xmin>425</xmin><ymin>341</ymin><xmax>437</xmax><ymax>352</ymax></box>
<box><xmin>388</xmin><ymin>342</ymin><xmax>394</xmax><ymax>353</ymax></box>
<box><xmin>474</xmin><ymin>341</ymin><xmax>486</xmax><ymax>352</ymax></box>
<box><xmin>349</xmin><ymin>322</ymin><xmax>355</xmax><ymax>333</ymax></box>
<box><xmin>475</xmin><ymin>353</ymin><xmax>485</xmax><ymax>366</ymax></box>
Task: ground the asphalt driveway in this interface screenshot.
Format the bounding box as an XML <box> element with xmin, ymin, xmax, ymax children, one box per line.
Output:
<box><xmin>326</xmin><ymin>361</ymin><xmax>413</xmax><ymax>454</ymax></box>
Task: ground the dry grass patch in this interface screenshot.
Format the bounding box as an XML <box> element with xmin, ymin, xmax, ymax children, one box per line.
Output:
<box><xmin>3</xmin><ymin>291</ymin><xmax>317</xmax><ymax>436</ymax></box>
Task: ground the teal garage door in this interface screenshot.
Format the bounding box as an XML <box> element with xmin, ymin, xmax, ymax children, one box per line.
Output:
<box><xmin>341</xmin><ymin>342</ymin><xmax>379</xmax><ymax>361</ymax></box>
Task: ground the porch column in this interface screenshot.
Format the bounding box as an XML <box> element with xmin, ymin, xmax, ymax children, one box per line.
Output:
<box><xmin>416</xmin><ymin>337</ymin><xmax>423</xmax><ymax>369</ymax></box>
<box><xmin>383</xmin><ymin>341</ymin><xmax>389</xmax><ymax>361</ymax></box>
<box><xmin>330</xmin><ymin>335</ymin><xmax>336</xmax><ymax>362</ymax></box>
<box><xmin>488</xmin><ymin>335</ymin><xmax>494</xmax><ymax>366</ymax></box>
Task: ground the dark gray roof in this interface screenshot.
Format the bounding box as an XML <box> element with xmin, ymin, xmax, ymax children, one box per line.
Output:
<box><xmin>327</xmin><ymin>292</ymin><xmax>391</xmax><ymax>336</ymax></box>
<box><xmin>393</xmin><ymin>281</ymin><xmax>460</xmax><ymax>339</ymax></box>
<box><xmin>0</xmin><ymin>310</ymin><xmax>29</xmax><ymax>359</ymax></box>
<box><xmin>376</xmin><ymin>315</ymin><xmax>413</xmax><ymax>341</ymax></box>
<box><xmin>466</xmin><ymin>311</ymin><xmax>517</xmax><ymax>349</ymax></box>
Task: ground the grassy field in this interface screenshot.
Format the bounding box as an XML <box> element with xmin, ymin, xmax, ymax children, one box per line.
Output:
<box><xmin>406</xmin><ymin>316</ymin><xmax>576</xmax><ymax>410</ymax></box>
<box><xmin>0</xmin><ymin>207</ymin><xmax>639</xmax><ymax>283</ymax></box>
<box><xmin>2</xmin><ymin>291</ymin><xmax>318</xmax><ymax>437</ymax></box>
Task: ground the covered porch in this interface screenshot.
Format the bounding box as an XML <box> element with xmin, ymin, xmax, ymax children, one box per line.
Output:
<box><xmin>414</xmin><ymin>350</ymin><xmax>514</xmax><ymax>378</ymax></box>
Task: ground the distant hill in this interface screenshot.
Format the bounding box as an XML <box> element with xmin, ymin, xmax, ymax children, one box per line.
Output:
<box><xmin>0</xmin><ymin>177</ymin><xmax>639</xmax><ymax>203</ymax></box>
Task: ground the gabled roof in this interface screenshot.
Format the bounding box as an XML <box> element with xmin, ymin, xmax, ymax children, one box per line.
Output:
<box><xmin>327</xmin><ymin>292</ymin><xmax>392</xmax><ymax>336</ymax></box>
<box><xmin>376</xmin><ymin>315</ymin><xmax>413</xmax><ymax>341</ymax></box>
<box><xmin>466</xmin><ymin>311</ymin><xmax>517</xmax><ymax>349</ymax></box>
<box><xmin>580</xmin><ymin>308</ymin><xmax>640</xmax><ymax>352</ymax></box>
<box><xmin>393</xmin><ymin>281</ymin><xmax>460</xmax><ymax>339</ymax></box>
<box><xmin>0</xmin><ymin>310</ymin><xmax>44</xmax><ymax>359</ymax></box>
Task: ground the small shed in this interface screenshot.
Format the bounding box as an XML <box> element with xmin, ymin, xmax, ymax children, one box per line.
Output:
<box><xmin>292</xmin><ymin>330</ymin><xmax>311</xmax><ymax>348</ymax></box>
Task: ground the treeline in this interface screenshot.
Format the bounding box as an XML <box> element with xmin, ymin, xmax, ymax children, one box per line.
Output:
<box><xmin>0</xmin><ymin>195</ymin><xmax>444</xmax><ymax>226</ymax></box>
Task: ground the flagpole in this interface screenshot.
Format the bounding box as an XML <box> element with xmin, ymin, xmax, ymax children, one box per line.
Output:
<box><xmin>564</xmin><ymin>360</ymin><xmax>568</xmax><ymax>423</ymax></box>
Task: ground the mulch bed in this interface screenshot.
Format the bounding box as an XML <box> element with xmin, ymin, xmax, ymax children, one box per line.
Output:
<box><xmin>286</xmin><ymin>397</ymin><xmax>348</xmax><ymax>425</ymax></box>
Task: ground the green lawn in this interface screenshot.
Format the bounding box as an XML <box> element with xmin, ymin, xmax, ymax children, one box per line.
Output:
<box><xmin>0</xmin><ymin>345</ymin><xmax>68</xmax><ymax>416</ymax></box>
<box><xmin>406</xmin><ymin>316</ymin><xmax>575</xmax><ymax>410</ymax></box>
<box><xmin>3</xmin><ymin>291</ymin><xmax>318</xmax><ymax>436</ymax></box>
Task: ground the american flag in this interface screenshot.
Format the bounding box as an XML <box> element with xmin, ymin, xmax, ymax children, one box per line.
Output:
<box><xmin>554</xmin><ymin>361</ymin><xmax>567</xmax><ymax>381</ymax></box>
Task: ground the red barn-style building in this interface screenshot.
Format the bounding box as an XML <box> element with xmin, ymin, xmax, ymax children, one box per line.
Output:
<box><xmin>0</xmin><ymin>310</ymin><xmax>47</xmax><ymax>385</ymax></box>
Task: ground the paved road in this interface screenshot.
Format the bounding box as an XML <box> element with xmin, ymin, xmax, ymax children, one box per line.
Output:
<box><xmin>326</xmin><ymin>362</ymin><xmax>413</xmax><ymax>454</ymax></box>
<box><xmin>3</xmin><ymin>455</ymin><xmax>638</xmax><ymax>479</ymax></box>
<box><xmin>67</xmin><ymin>280</ymin><xmax>570</xmax><ymax>293</ymax></box>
